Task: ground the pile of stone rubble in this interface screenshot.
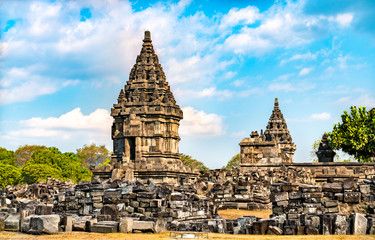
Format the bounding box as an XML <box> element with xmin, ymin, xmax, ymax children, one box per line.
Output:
<box><xmin>2</xmin><ymin>173</ymin><xmax>375</xmax><ymax>235</ymax></box>
<box><xmin>0</xmin><ymin>177</ymin><xmax>215</xmax><ymax>234</ymax></box>
<box><xmin>196</xmin><ymin>166</ymin><xmax>315</xmax><ymax>210</ymax></box>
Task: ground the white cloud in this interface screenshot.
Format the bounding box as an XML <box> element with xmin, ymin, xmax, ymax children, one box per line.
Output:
<box><xmin>287</xmin><ymin>112</ymin><xmax>331</xmax><ymax>122</ymax></box>
<box><xmin>0</xmin><ymin>79</ymin><xmax>58</xmax><ymax>105</ymax></box>
<box><xmin>335</xmin><ymin>94</ymin><xmax>375</xmax><ymax>108</ymax></box>
<box><xmin>268</xmin><ymin>82</ymin><xmax>315</xmax><ymax>92</ymax></box>
<box><xmin>20</xmin><ymin>108</ymin><xmax>111</xmax><ymax>131</ymax></box>
<box><xmin>230</xmin><ymin>131</ymin><xmax>247</xmax><ymax>137</ymax></box>
<box><xmin>335</xmin><ymin>13</ymin><xmax>354</xmax><ymax>27</ymax></box>
<box><xmin>175</xmin><ymin>87</ymin><xmax>233</xmax><ymax>100</ymax></box>
<box><xmin>220</xmin><ymin>6</ymin><xmax>260</xmax><ymax>29</ymax></box>
<box><xmin>3</xmin><ymin>108</ymin><xmax>112</xmax><ymax>150</ymax></box>
<box><xmin>280</xmin><ymin>52</ymin><xmax>317</xmax><ymax>65</ymax></box>
<box><xmin>310</xmin><ymin>112</ymin><xmax>331</xmax><ymax>120</ymax></box>
<box><xmin>298</xmin><ymin>67</ymin><xmax>314</xmax><ymax>76</ymax></box>
<box><xmin>180</xmin><ymin>107</ymin><xmax>225</xmax><ymax>137</ymax></box>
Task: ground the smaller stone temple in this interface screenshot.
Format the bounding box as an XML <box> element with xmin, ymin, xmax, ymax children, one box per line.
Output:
<box><xmin>316</xmin><ymin>133</ymin><xmax>336</xmax><ymax>162</ymax></box>
<box><xmin>92</xmin><ymin>31</ymin><xmax>198</xmax><ymax>185</ymax></box>
<box><xmin>239</xmin><ymin>98</ymin><xmax>296</xmax><ymax>165</ymax></box>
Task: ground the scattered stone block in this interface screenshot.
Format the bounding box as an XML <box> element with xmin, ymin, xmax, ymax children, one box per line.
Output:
<box><xmin>28</xmin><ymin>215</ymin><xmax>60</xmax><ymax>234</ymax></box>
<box><xmin>267</xmin><ymin>225</ymin><xmax>283</xmax><ymax>235</ymax></box>
<box><xmin>4</xmin><ymin>213</ymin><xmax>20</xmax><ymax>231</ymax></box>
<box><xmin>119</xmin><ymin>218</ymin><xmax>133</xmax><ymax>233</ymax></box>
<box><xmin>132</xmin><ymin>221</ymin><xmax>155</xmax><ymax>233</ymax></box>
<box><xmin>344</xmin><ymin>192</ymin><xmax>361</xmax><ymax>203</ymax></box>
<box><xmin>91</xmin><ymin>221</ymin><xmax>119</xmax><ymax>233</ymax></box>
<box><xmin>352</xmin><ymin>213</ymin><xmax>367</xmax><ymax>235</ymax></box>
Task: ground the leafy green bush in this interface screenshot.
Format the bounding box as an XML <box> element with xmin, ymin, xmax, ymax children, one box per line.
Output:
<box><xmin>180</xmin><ymin>153</ymin><xmax>209</xmax><ymax>172</ymax></box>
<box><xmin>0</xmin><ymin>163</ymin><xmax>21</xmax><ymax>188</ymax></box>
<box><xmin>21</xmin><ymin>163</ymin><xmax>62</xmax><ymax>184</ymax></box>
<box><xmin>0</xmin><ymin>147</ymin><xmax>17</xmax><ymax>166</ymax></box>
<box><xmin>223</xmin><ymin>153</ymin><xmax>241</xmax><ymax>170</ymax></box>
<box><xmin>22</xmin><ymin>147</ymin><xmax>92</xmax><ymax>184</ymax></box>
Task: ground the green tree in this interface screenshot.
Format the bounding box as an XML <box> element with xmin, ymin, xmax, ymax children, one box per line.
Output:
<box><xmin>14</xmin><ymin>145</ymin><xmax>47</xmax><ymax>166</ymax></box>
<box><xmin>77</xmin><ymin>144</ymin><xmax>111</xmax><ymax>167</ymax></box>
<box><xmin>310</xmin><ymin>138</ymin><xmax>353</xmax><ymax>163</ymax></box>
<box><xmin>22</xmin><ymin>147</ymin><xmax>92</xmax><ymax>184</ymax></box>
<box><xmin>328</xmin><ymin>107</ymin><xmax>375</xmax><ymax>162</ymax></box>
<box><xmin>0</xmin><ymin>163</ymin><xmax>21</xmax><ymax>188</ymax></box>
<box><xmin>180</xmin><ymin>153</ymin><xmax>209</xmax><ymax>172</ymax></box>
<box><xmin>0</xmin><ymin>147</ymin><xmax>17</xmax><ymax>166</ymax></box>
<box><xmin>21</xmin><ymin>164</ymin><xmax>62</xmax><ymax>184</ymax></box>
<box><xmin>223</xmin><ymin>153</ymin><xmax>241</xmax><ymax>170</ymax></box>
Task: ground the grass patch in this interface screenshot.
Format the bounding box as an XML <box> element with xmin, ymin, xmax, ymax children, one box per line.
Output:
<box><xmin>218</xmin><ymin>209</ymin><xmax>272</xmax><ymax>219</ymax></box>
<box><xmin>1</xmin><ymin>232</ymin><xmax>375</xmax><ymax>240</ymax></box>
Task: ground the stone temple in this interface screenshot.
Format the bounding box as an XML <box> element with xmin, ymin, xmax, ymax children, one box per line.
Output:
<box><xmin>239</xmin><ymin>98</ymin><xmax>296</xmax><ymax>165</ymax></box>
<box><xmin>92</xmin><ymin>31</ymin><xmax>198</xmax><ymax>184</ymax></box>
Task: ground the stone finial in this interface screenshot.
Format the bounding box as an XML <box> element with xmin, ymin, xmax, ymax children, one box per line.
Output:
<box><xmin>143</xmin><ymin>31</ymin><xmax>151</xmax><ymax>42</ymax></box>
<box><xmin>316</xmin><ymin>133</ymin><xmax>336</xmax><ymax>162</ymax></box>
<box><xmin>274</xmin><ymin>98</ymin><xmax>279</xmax><ymax>109</ymax></box>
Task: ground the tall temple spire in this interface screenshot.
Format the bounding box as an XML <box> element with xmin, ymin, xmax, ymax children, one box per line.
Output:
<box><xmin>104</xmin><ymin>31</ymin><xmax>195</xmax><ymax>184</ymax></box>
<box><xmin>265</xmin><ymin>98</ymin><xmax>292</xmax><ymax>143</ymax></box>
<box><xmin>239</xmin><ymin>97</ymin><xmax>296</xmax><ymax>165</ymax></box>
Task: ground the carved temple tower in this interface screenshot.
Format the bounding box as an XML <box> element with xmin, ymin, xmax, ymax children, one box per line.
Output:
<box><xmin>93</xmin><ymin>31</ymin><xmax>197</xmax><ymax>184</ymax></box>
<box><xmin>239</xmin><ymin>98</ymin><xmax>296</xmax><ymax>166</ymax></box>
<box><xmin>264</xmin><ymin>98</ymin><xmax>296</xmax><ymax>163</ymax></box>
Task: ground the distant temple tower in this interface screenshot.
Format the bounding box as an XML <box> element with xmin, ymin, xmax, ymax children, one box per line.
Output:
<box><xmin>239</xmin><ymin>98</ymin><xmax>296</xmax><ymax>166</ymax></box>
<box><xmin>93</xmin><ymin>31</ymin><xmax>197</xmax><ymax>184</ymax></box>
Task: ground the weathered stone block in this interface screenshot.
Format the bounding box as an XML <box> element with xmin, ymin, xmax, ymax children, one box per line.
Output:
<box><xmin>101</xmin><ymin>204</ymin><xmax>119</xmax><ymax>221</ymax></box>
<box><xmin>85</xmin><ymin>218</ymin><xmax>97</xmax><ymax>232</ymax></box>
<box><xmin>352</xmin><ymin>213</ymin><xmax>367</xmax><ymax>235</ymax></box>
<box><xmin>266</xmin><ymin>225</ymin><xmax>282</xmax><ymax>235</ymax></box>
<box><xmin>359</xmin><ymin>185</ymin><xmax>370</xmax><ymax>195</ymax></box>
<box><xmin>132</xmin><ymin>221</ymin><xmax>155</xmax><ymax>232</ymax></box>
<box><xmin>289</xmin><ymin>191</ymin><xmax>302</xmax><ymax>200</ymax></box>
<box><xmin>91</xmin><ymin>221</ymin><xmax>119</xmax><ymax>233</ymax></box>
<box><xmin>321</xmin><ymin>215</ymin><xmax>333</xmax><ymax>235</ymax></box>
<box><xmin>35</xmin><ymin>205</ymin><xmax>53</xmax><ymax>215</ymax></box>
<box><xmin>300</xmin><ymin>185</ymin><xmax>322</xmax><ymax>193</ymax></box>
<box><xmin>62</xmin><ymin>215</ymin><xmax>72</xmax><ymax>232</ymax></box>
<box><xmin>344</xmin><ymin>192</ymin><xmax>361</xmax><ymax>203</ymax></box>
<box><xmin>305</xmin><ymin>226</ymin><xmax>319</xmax><ymax>235</ymax></box>
<box><xmin>333</xmin><ymin>214</ymin><xmax>347</xmax><ymax>235</ymax></box>
<box><xmin>253</xmin><ymin>220</ymin><xmax>267</xmax><ymax>235</ymax></box>
<box><xmin>28</xmin><ymin>215</ymin><xmax>60</xmax><ymax>235</ymax></box>
<box><xmin>119</xmin><ymin>218</ymin><xmax>133</xmax><ymax>233</ymax></box>
<box><xmin>4</xmin><ymin>213</ymin><xmax>20</xmax><ymax>231</ymax></box>
<box><xmin>270</xmin><ymin>192</ymin><xmax>288</xmax><ymax>202</ymax></box>
<box><xmin>322</xmin><ymin>182</ymin><xmax>343</xmax><ymax>193</ymax></box>
<box><xmin>324</xmin><ymin>200</ymin><xmax>338</xmax><ymax>208</ymax></box>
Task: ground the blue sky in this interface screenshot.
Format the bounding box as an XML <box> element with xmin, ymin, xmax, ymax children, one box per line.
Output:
<box><xmin>1</xmin><ymin>0</ymin><xmax>374</xmax><ymax>168</ymax></box>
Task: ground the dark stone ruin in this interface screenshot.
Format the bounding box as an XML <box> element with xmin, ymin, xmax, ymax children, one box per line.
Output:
<box><xmin>1</xmin><ymin>31</ymin><xmax>375</xmax><ymax>236</ymax></box>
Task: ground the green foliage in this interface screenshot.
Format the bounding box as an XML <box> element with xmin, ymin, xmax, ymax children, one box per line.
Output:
<box><xmin>21</xmin><ymin>164</ymin><xmax>62</xmax><ymax>184</ymax></box>
<box><xmin>99</xmin><ymin>158</ymin><xmax>111</xmax><ymax>166</ymax></box>
<box><xmin>22</xmin><ymin>147</ymin><xmax>92</xmax><ymax>184</ymax></box>
<box><xmin>14</xmin><ymin>145</ymin><xmax>47</xmax><ymax>166</ymax></box>
<box><xmin>77</xmin><ymin>144</ymin><xmax>111</xmax><ymax>167</ymax></box>
<box><xmin>223</xmin><ymin>153</ymin><xmax>241</xmax><ymax>170</ymax></box>
<box><xmin>180</xmin><ymin>153</ymin><xmax>209</xmax><ymax>172</ymax></box>
<box><xmin>0</xmin><ymin>163</ymin><xmax>21</xmax><ymax>188</ymax></box>
<box><xmin>311</xmin><ymin>136</ymin><xmax>354</xmax><ymax>163</ymax></box>
<box><xmin>328</xmin><ymin>107</ymin><xmax>375</xmax><ymax>162</ymax></box>
<box><xmin>0</xmin><ymin>147</ymin><xmax>17</xmax><ymax>166</ymax></box>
